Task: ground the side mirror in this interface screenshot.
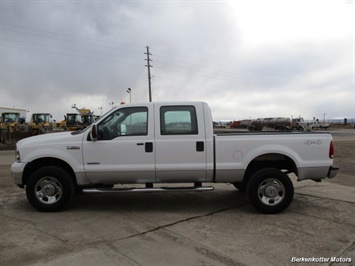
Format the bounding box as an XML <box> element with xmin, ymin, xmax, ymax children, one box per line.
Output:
<box><xmin>91</xmin><ymin>124</ymin><xmax>98</xmax><ymax>141</ymax></box>
<box><xmin>120</xmin><ymin>124</ymin><xmax>127</xmax><ymax>135</ymax></box>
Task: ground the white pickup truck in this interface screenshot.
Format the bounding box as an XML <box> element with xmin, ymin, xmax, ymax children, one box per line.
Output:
<box><xmin>11</xmin><ymin>102</ymin><xmax>339</xmax><ymax>213</ymax></box>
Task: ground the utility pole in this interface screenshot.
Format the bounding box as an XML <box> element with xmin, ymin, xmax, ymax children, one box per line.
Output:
<box><xmin>145</xmin><ymin>46</ymin><xmax>152</xmax><ymax>102</ymax></box>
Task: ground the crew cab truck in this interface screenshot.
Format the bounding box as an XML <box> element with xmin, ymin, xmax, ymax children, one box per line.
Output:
<box><xmin>11</xmin><ymin>102</ymin><xmax>339</xmax><ymax>214</ymax></box>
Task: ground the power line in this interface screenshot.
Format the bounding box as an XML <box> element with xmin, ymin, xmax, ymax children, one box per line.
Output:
<box><xmin>153</xmin><ymin>47</ymin><xmax>303</xmax><ymax>85</ymax></box>
<box><xmin>153</xmin><ymin>59</ymin><xmax>295</xmax><ymax>88</ymax></box>
<box><xmin>2</xmin><ymin>23</ymin><xmax>294</xmax><ymax>85</ymax></box>
<box><xmin>0</xmin><ymin>23</ymin><xmax>144</xmax><ymax>50</ymax></box>
<box><xmin>0</xmin><ymin>43</ymin><xmax>144</xmax><ymax>66</ymax></box>
<box><xmin>0</xmin><ymin>25</ymin><xmax>145</xmax><ymax>60</ymax></box>
<box><xmin>0</xmin><ymin>37</ymin><xmax>144</xmax><ymax>63</ymax></box>
<box><xmin>1</xmin><ymin>23</ymin><xmax>304</xmax><ymax>88</ymax></box>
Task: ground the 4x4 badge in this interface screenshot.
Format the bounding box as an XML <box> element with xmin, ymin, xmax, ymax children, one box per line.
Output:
<box><xmin>304</xmin><ymin>140</ymin><xmax>322</xmax><ymax>145</ymax></box>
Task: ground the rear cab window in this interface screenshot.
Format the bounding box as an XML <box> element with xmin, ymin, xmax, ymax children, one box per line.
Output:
<box><xmin>160</xmin><ymin>106</ymin><xmax>198</xmax><ymax>135</ymax></box>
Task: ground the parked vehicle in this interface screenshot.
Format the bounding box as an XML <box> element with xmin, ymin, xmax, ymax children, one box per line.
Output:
<box><xmin>309</xmin><ymin>120</ymin><xmax>330</xmax><ymax>129</ymax></box>
<box><xmin>11</xmin><ymin>102</ymin><xmax>338</xmax><ymax>214</ymax></box>
<box><xmin>56</xmin><ymin>113</ymin><xmax>85</xmax><ymax>131</ymax></box>
<box><xmin>72</xmin><ymin>105</ymin><xmax>95</xmax><ymax>127</ymax></box>
<box><xmin>0</xmin><ymin>112</ymin><xmax>27</xmax><ymax>143</ymax></box>
<box><xmin>248</xmin><ymin>117</ymin><xmax>291</xmax><ymax>131</ymax></box>
<box><xmin>57</xmin><ymin>105</ymin><xmax>96</xmax><ymax>131</ymax></box>
<box><xmin>230</xmin><ymin>119</ymin><xmax>252</xmax><ymax>129</ymax></box>
<box><xmin>291</xmin><ymin>117</ymin><xmax>310</xmax><ymax>131</ymax></box>
<box><xmin>27</xmin><ymin>113</ymin><xmax>54</xmax><ymax>135</ymax></box>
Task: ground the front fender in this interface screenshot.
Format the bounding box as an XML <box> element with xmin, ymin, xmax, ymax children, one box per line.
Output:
<box><xmin>21</xmin><ymin>144</ymin><xmax>84</xmax><ymax>174</ymax></box>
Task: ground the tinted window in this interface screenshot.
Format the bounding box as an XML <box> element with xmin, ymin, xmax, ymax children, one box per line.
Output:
<box><xmin>97</xmin><ymin>107</ymin><xmax>148</xmax><ymax>140</ymax></box>
<box><xmin>160</xmin><ymin>106</ymin><xmax>198</xmax><ymax>135</ymax></box>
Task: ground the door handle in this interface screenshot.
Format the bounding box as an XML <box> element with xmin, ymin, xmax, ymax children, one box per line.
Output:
<box><xmin>196</xmin><ymin>141</ymin><xmax>204</xmax><ymax>152</ymax></box>
<box><xmin>145</xmin><ymin>142</ymin><xmax>153</xmax><ymax>153</ymax></box>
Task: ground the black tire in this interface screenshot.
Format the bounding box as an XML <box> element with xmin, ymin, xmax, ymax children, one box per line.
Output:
<box><xmin>26</xmin><ymin>166</ymin><xmax>75</xmax><ymax>212</ymax></box>
<box><xmin>247</xmin><ymin>168</ymin><xmax>294</xmax><ymax>214</ymax></box>
<box><xmin>233</xmin><ymin>182</ymin><xmax>246</xmax><ymax>192</ymax></box>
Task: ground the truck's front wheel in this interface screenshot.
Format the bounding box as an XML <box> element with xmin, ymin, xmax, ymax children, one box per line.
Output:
<box><xmin>247</xmin><ymin>168</ymin><xmax>294</xmax><ymax>214</ymax></box>
<box><xmin>26</xmin><ymin>166</ymin><xmax>75</xmax><ymax>212</ymax></box>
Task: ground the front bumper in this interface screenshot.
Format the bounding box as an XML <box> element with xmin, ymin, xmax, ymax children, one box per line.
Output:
<box><xmin>328</xmin><ymin>165</ymin><xmax>339</xmax><ymax>178</ymax></box>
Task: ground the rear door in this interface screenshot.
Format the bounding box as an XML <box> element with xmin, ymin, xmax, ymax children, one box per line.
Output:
<box><xmin>154</xmin><ymin>103</ymin><xmax>207</xmax><ymax>182</ymax></box>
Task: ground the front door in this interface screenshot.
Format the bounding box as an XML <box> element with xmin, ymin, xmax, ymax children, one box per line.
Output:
<box><xmin>83</xmin><ymin>105</ymin><xmax>155</xmax><ymax>184</ymax></box>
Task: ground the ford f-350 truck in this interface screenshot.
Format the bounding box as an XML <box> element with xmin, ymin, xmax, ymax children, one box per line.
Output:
<box><xmin>11</xmin><ymin>102</ymin><xmax>339</xmax><ymax>213</ymax></box>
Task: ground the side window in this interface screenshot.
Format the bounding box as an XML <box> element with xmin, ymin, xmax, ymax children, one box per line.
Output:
<box><xmin>97</xmin><ymin>107</ymin><xmax>148</xmax><ymax>140</ymax></box>
<box><xmin>160</xmin><ymin>106</ymin><xmax>198</xmax><ymax>135</ymax></box>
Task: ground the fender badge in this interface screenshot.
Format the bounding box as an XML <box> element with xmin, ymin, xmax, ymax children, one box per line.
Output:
<box><xmin>304</xmin><ymin>140</ymin><xmax>322</xmax><ymax>145</ymax></box>
<box><xmin>67</xmin><ymin>146</ymin><xmax>80</xmax><ymax>150</ymax></box>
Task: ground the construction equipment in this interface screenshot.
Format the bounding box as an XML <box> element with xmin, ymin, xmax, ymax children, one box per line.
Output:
<box><xmin>27</xmin><ymin>113</ymin><xmax>54</xmax><ymax>135</ymax></box>
<box><xmin>72</xmin><ymin>105</ymin><xmax>95</xmax><ymax>127</ymax></box>
<box><xmin>56</xmin><ymin>105</ymin><xmax>96</xmax><ymax>131</ymax></box>
<box><xmin>57</xmin><ymin>113</ymin><xmax>84</xmax><ymax>131</ymax></box>
<box><xmin>0</xmin><ymin>112</ymin><xmax>28</xmax><ymax>143</ymax></box>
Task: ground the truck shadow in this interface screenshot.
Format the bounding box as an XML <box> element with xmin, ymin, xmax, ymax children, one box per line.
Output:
<box><xmin>71</xmin><ymin>189</ymin><xmax>251</xmax><ymax>214</ymax></box>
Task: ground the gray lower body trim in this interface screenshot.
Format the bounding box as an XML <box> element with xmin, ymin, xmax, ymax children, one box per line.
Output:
<box><xmin>327</xmin><ymin>166</ymin><xmax>339</xmax><ymax>178</ymax></box>
<box><xmin>12</xmin><ymin>171</ymin><xmax>23</xmax><ymax>185</ymax></box>
<box><xmin>297</xmin><ymin>166</ymin><xmax>335</xmax><ymax>181</ymax></box>
<box><xmin>75</xmin><ymin>172</ymin><xmax>92</xmax><ymax>185</ymax></box>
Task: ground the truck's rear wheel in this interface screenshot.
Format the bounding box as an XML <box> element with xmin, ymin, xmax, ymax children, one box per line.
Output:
<box><xmin>26</xmin><ymin>166</ymin><xmax>75</xmax><ymax>212</ymax></box>
<box><xmin>247</xmin><ymin>168</ymin><xmax>294</xmax><ymax>214</ymax></box>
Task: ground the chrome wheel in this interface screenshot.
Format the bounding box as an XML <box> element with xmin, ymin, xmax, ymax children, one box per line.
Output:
<box><xmin>258</xmin><ymin>178</ymin><xmax>285</xmax><ymax>206</ymax></box>
<box><xmin>35</xmin><ymin>177</ymin><xmax>63</xmax><ymax>205</ymax></box>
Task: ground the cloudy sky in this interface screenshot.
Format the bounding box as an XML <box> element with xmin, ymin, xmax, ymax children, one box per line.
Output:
<box><xmin>0</xmin><ymin>0</ymin><xmax>354</xmax><ymax>122</ymax></box>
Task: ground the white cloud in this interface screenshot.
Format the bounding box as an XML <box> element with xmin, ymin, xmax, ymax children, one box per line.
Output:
<box><xmin>230</xmin><ymin>0</ymin><xmax>353</xmax><ymax>47</ymax></box>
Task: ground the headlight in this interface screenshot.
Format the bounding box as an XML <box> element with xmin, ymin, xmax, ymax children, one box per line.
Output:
<box><xmin>15</xmin><ymin>147</ymin><xmax>21</xmax><ymax>162</ymax></box>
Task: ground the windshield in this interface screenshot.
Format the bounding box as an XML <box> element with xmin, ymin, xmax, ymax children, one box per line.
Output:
<box><xmin>33</xmin><ymin>114</ymin><xmax>51</xmax><ymax>123</ymax></box>
<box><xmin>3</xmin><ymin>113</ymin><xmax>20</xmax><ymax>123</ymax></box>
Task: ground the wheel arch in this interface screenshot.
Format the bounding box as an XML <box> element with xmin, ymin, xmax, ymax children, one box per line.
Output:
<box><xmin>243</xmin><ymin>153</ymin><xmax>298</xmax><ymax>184</ymax></box>
<box><xmin>23</xmin><ymin>157</ymin><xmax>77</xmax><ymax>186</ymax></box>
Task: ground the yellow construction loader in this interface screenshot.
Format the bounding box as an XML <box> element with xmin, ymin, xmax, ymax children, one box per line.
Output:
<box><xmin>0</xmin><ymin>112</ymin><xmax>27</xmax><ymax>143</ymax></box>
<box><xmin>27</xmin><ymin>113</ymin><xmax>54</xmax><ymax>135</ymax></box>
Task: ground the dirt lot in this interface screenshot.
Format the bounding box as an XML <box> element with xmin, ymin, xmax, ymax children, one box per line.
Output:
<box><xmin>0</xmin><ymin>129</ymin><xmax>354</xmax><ymax>266</ymax></box>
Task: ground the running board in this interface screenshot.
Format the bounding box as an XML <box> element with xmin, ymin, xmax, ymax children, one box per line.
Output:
<box><xmin>83</xmin><ymin>185</ymin><xmax>214</xmax><ymax>193</ymax></box>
